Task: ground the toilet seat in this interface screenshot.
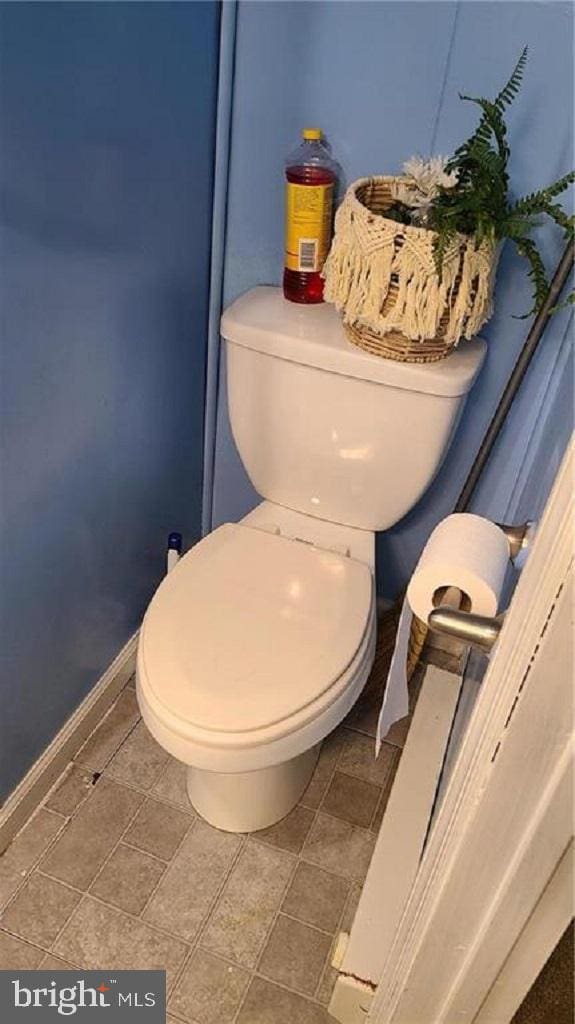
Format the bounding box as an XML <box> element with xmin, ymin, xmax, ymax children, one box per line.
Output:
<box><xmin>139</xmin><ymin>523</ymin><xmax>373</xmax><ymax>739</ymax></box>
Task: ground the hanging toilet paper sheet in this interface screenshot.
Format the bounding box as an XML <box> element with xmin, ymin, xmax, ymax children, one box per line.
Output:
<box><xmin>375</xmin><ymin>597</ymin><xmax>411</xmax><ymax>755</ymax></box>
<box><xmin>376</xmin><ymin>514</ymin><xmax>510</xmax><ymax>756</ymax></box>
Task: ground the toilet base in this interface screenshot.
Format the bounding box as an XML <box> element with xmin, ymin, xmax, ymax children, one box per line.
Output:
<box><xmin>186</xmin><ymin>744</ymin><xmax>321</xmax><ymax>833</ymax></box>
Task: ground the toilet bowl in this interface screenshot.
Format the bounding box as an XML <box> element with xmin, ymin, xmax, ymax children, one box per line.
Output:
<box><xmin>137</xmin><ymin>286</ymin><xmax>486</xmax><ymax>832</ymax></box>
<box><xmin>137</xmin><ymin>512</ymin><xmax>376</xmax><ymax>832</ymax></box>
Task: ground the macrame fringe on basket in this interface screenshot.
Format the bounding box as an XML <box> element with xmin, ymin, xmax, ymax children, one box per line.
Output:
<box><xmin>323</xmin><ymin>176</ymin><xmax>499</xmax><ymax>364</ymax></box>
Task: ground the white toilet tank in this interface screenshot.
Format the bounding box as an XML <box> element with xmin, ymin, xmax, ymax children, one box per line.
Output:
<box><xmin>221</xmin><ymin>287</ymin><xmax>486</xmax><ymax>532</ymax></box>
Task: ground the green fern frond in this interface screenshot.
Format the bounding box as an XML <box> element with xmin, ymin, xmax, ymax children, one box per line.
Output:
<box><xmin>425</xmin><ymin>47</ymin><xmax>573</xmax><ymax>316</ymax></box>
<box><xmin>548</xmin><ymin>292</ymin><xmax>575</xmax><ymax>315</ymax></box>
<box><xmin>494</xmin><ymin>46</ymin><xmax>528</xmax><ymax>112</ymax></box>
<box><xmin>538</xmin><ymin>202</ymin><xmax>575</xmax><ymax>239</ymax></box>
<box><xmin>458</xmin><ymin>96</ymin><xmax>510</xmax><ymax>167</ymax></box>
<box><xmin>448</xmin><ymin>49</ymin><xmax>526</xmax><ymax>175</ymax></box>
<box><xmin>512</xmin><ymin>172</ymin><xmax>575</xmax><ymax>217</ymax></box>
<box><xmin>502</xmin><ymin>214</ymin><xmax>541</xmax><ymax>240</ymax></box>
<box><xmin>432</xmin><ymin>224</ymin><xmax>458</xmax><ymax>281</ymax></box>
<box><xmin>513</xmin><ymin>237</ymin><xmax>550</xmax><ymax>317</ymax></box>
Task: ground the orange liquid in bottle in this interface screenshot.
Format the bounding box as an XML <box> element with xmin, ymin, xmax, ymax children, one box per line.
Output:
<box><xmin>283</xmin><ymin>164</ymin><xmax>335</xmax><ymax>304</ymax></box>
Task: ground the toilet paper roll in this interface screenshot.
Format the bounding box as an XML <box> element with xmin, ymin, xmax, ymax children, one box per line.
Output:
<box><xmin>406</xmin><ymin>513</ymin><xmax>510</xmax><ymax>622</ymax></box>
<box><xmin>376</xmin><ymin>514</ymin><xmax>510</xmax><ymax>756</ymax></box>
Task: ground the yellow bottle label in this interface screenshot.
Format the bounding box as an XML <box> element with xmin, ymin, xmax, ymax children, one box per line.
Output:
<box><xmin>284</xmin><ymin>182</ymin><xmax>334</xmax><ymax>272</ymax></box>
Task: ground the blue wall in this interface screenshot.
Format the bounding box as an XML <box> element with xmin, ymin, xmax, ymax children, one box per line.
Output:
<box><xmin>210</xmin><ymin>0</ymin><xmax>573</xmax><ymax>598</ymax></box>
<box><xmin>0</xmin><ymin>2</ymin><xmax>220</xmax><ymax>800</ymax></box>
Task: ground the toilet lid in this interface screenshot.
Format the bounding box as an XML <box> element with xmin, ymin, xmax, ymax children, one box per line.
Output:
<box><xmin>140</xmin><ymin>523</ymin><xmax>373</xmax><ymax>734</ymax></box>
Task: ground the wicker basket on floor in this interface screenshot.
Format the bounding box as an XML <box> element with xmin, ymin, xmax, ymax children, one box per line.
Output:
<box><xmin>406</xmin><ymin>614</ymin><xmax>428</xmax><ymax>681</ymax></box>
<box><xmin>323</xmin><ymin>176</ymin><xmax>498</xmax><ymax>364</ymax></box>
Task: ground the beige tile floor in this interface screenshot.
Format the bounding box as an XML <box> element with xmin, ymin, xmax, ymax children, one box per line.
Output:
<box><xmin>0</xmin><ymin>616</ymin><xmax>419</xmax><ymax>1023</ymax></box>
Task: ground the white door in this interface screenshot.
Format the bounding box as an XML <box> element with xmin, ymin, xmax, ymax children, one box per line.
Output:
<box><xmin>330</xmin><ymin>438</ymin><xmax>574</xmax><ymax>1024</ymax></box>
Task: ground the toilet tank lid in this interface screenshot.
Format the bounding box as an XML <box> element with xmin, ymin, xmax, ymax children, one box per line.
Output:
<box><xmin>221</xmin><ymin>286</ymin><xmax>487</xmax><ymax>398</ymax></box>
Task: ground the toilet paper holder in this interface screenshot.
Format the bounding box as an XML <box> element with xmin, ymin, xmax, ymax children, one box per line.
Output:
<box><xmin>427</xmin><ymin>521</ymin><xmax>532</xmax><ymax>652</ymax></box>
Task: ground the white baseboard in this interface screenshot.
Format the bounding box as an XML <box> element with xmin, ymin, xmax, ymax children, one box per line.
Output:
<box><xmin>0</xmin><ymin>632</ymin><xmax>139</xmax><ymax>855</ymax></box>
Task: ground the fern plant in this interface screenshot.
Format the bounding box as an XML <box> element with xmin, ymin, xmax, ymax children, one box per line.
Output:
<box><xmin>427</xmin><ymin>47</ymin><xmax>574</xmax><ymax>315</ymax></box>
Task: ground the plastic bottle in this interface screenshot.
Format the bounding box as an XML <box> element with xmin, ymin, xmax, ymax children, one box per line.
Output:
<box><xmin>166</xmin><ymin>532</ymin><xmax>182</xmax><ymax>574</ymax></box>
<box><xmin>283</xmin><ymin>128</ymin><xmax>337</xmax><ymax>304</ymax></box>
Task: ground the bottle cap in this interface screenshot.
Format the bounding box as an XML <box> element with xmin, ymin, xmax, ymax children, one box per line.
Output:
<box><xmin>302</xmin><ymin>128</ymin><xmax>322</xmax><ymax>140</ymax></box>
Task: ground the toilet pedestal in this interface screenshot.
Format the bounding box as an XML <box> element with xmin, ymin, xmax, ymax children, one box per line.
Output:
<box><xmin>186</xmin><ymin>743</ymin><xmax>321</xmax><ymax>832</ymax></box>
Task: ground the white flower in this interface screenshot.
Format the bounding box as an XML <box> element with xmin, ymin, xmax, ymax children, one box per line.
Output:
<box><xmin>399</xmin><ymin>156</ymin><xmax>459</xmax><ymax>217</ymax></box>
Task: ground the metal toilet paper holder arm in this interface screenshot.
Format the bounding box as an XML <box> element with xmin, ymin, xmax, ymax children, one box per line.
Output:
<box><xmin>427</xmin><ymin>522</ymin><xmax>533</xmax><ymax>653</ymax></box>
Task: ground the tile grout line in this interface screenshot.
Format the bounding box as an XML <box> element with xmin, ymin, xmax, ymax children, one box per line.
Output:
<box><xmin>310</xmin><ymin>731</ymin><xmax>402</xmax><ymax>840</ymax></box>
<box><xmin>232</xmin><ymin>729</ymin><xmax>373</xmax><ymax>995</ymax></box>
<box><xmin>37</xmin><ymin>795</ymin><xmax>198</xmax><ymax>966</ymax></box>
<box><xmin>201</xmin><ymin>712</ymin><xmax>393</xmax><ymax>1021</ymax></box>
<box><xmin>322</xmin><ymin>763</ymin><xmax>386</xmax><ymax>831</ymax></box>
<box><xmin>32</xmin><ymin>807</ymin><xmax>256</xmax><ymax>963</ymax></box>
<box><xmin>167</xmin><ymin>832</ymin><xmax>250</xmax><ymax>1005</ymax></box>
<box><xmin>304</xmin><ymin>744</ymin><xmax>343</xmax><ymax>825</ymax></box>
<box><xmin>188</xmin><ymin>933</ymin><xmax>337</xmax><ymax>1017</ymax></box>
<box><xmin>299</xmin><ymin>815</ymin><xmax>376</xmax><ymax>882</ymax></box>
<box><xmin>31</xmin><ymin>874</ymin><xmax>197</xmax><ymax>953</ymax></box>
<box><xmin>23</xmin><ymin>685</ymin><xmax>199</xmax><ymax>987</ymax></box>
<box><xmin>135</xmin><ymin>812</ymin><xmax>200</xmax><ymax>933</ymax></box>
<box><xmin>164</xmin><ymin>1009</ymin><xmax>190</xmax><ymax>1024</ymax></box>
<box><xmin>34</xmin><ymin>893</ymin><xmax>88</xmax><ymax>971</ymax></box>
<box><xmin>146</xmin><ymin>759</ymin><xmax>199</xmax><ymax>816</ymax></box>
<box><xmin>231</xmin><ymin>957</ymin><xmax>342</xmax><ymax>1022</ymax></box>
<box><xmin>312</xmin><ymin>878</ymin><xmax>360</xmax><ymax>1006</ymax></box>
<box><xmin>179</xmin><ymin>836</ymin><xmax>351</xmax><ymax>1017</ymax></box>
<box><xmin>247</xmin><ymin>809</ymin><xmax>318</xmax><ymax>859</ymax></box>
<box><xmin>274</xmin><ymin>909</ymin><xmax>333</xmax><ymax>939</ymax></box>
<box><xmin>368</xmin><ymin>748</ymin><xmax>402</xmax><ymax>832</ymax></box>
<box><xmin>39</xmin><ymin>762</ymin><xmax>92</xmax><ymax>819</ymax></box>
<box><xmin>55</xmin><ymin>782</ymin><xmax>158</xmax><ymax>915</ymax></box>
<box><xmin>236</xmin><ymin>799</ymin><xmax>324</xmax><ymax>1000</ymax></box>
<box><xmin>299</xmin><ymin>720</ymin><xmax>400</xmax><ymax>1005</ymax></box>
<box><xmin>0</xmin><ymin>924</ymin><xmax>73</xmax><ymax>967</ymax></box>
<box><xmin>249</xmin><ymin>898</ymin><xmax>340</xmax><ymax>1009</ymax></box>
<box><xmin>369</xmin><ymin>787</ymin><xmax>384</xmax><ymax>833</ymax></box>
<box><xmin>35</xmin><ymin>756</ymin><xmax>193</xmax><ymax>916</ymax></box>
<box><xmin>118</xmin><ymin>836</ymin><xmax>175</xmax><ymax>868</ymax></box>
<box><xmin>227</xmin><ymin>827</ymin><xmax>323</xmax><ymax>1023</ymax></box>
<box><xmin>39</xmin><ymin>687</ymin><xmax>142</xmax><ymax>821</ymax></box>
<box><xmin>20</xmin><ymin>789</ymin><xmax>172</xmax><ymax>968</ymax></box>
<box><xmin>15</xmin><ymin>879</ymin><xmax>196</xmax><ymax>996</ymax></box>
<box><xmin>344</xmin><ymin>719</ymin><xmax>406</xmax><ymax>750</ymax></box>
<box><xmin>74</xmin><ymin>690</ymin><xmax>142</xmax><ymax>776</ymax></box>
<box><xmin>0</xmin><ymin>808</ymin><xmax>68</xmax><ymax>918</ymax></box>
<box><xmin>101</xmin><ymin>758</ymin><xmax>197</xmax><ymax>817</ymax></box>
<box><xmin>0</xmin><ymin>751</ymin><xmax>122</xmax><ymax>920</ymax></box>
<box><xmin>245</xmin><ymin>838</ymin><xmax>301</xmax><ymax>968</ymax></box>
<box><xmin>39</xmin><ymin>704</ymin><xmax>195</xmax><ymax>928</ymax></box>
<box><xmin>6</xmin><ymin>685</ymin><xmax>226</xmax><ymax>983</ymax></box>
<box><xmin>254</xmin><ymin>963</ymin><xmax>337</xmax><ymax>1006</ymax></box>
<box><xmin>180</xmin><ymin>837</ymin><xmax>301</xmax><ymax>1023</ymax></box>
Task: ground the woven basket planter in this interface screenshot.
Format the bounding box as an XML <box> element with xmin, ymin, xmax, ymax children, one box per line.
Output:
<box><xmin>323</xmin><ymin>176</ymin><xmax>499</xmax><ymax>364</ymax></box>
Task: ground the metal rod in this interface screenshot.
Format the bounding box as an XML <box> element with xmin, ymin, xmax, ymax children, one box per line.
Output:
<box><xmin>428</xmin><ymin>605</ymin><xmax>504</xmax><ymax>652</ymax></box>
<box><xmin>455</xmin><ymin>240</ymin><xmax>574</xmax><ymax>513</ymax></box>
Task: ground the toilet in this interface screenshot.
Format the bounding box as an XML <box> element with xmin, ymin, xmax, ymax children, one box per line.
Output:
<box><xmin>137</xmin><ymin>286</ymin><xmax>486</xmax><ymax>832</ymax></box>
